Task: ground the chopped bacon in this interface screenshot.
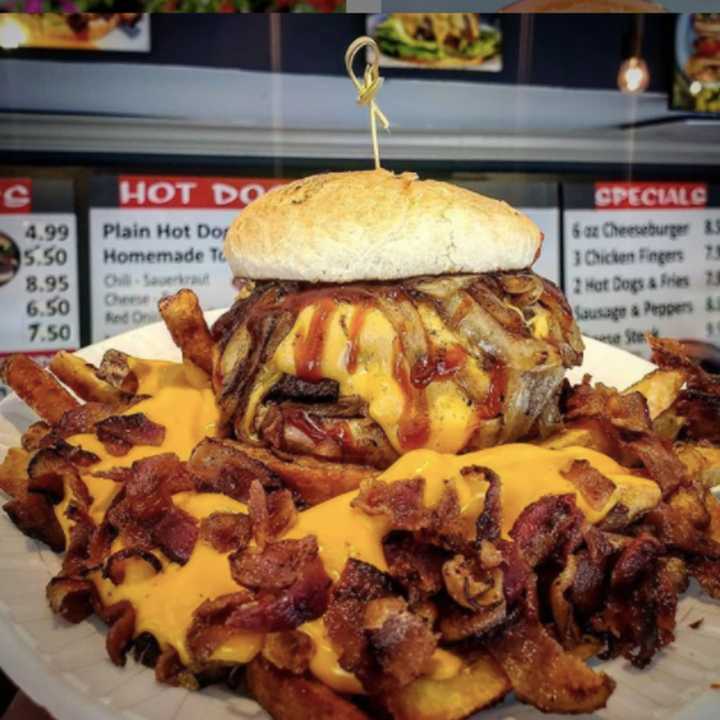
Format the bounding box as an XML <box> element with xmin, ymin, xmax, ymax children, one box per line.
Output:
<box><xmin>133</xmin><ymin>631</ymin><xmax>161</xmax><ymax>668</ymax></box>
<box><xmin>95</xmin><ymin>413</ymin><xmax>166</xmax><ymax>456</ymax></box>
<box><xmin>624</xmin><ymin>436</ymin><xmax>688</xmax><ymax>499</ymax></box>
<box><xmin>247</xmin><ymin>480</ymin><xmax>296</xmax><ymax>550</ymax></box>
<box><xmin>442</xmin><ymin>555</ymin><xmax>502</xmax><ymax>611</ymax></box>
<box><xmin>62</xmin><ymin>503</ymin><xmax>96</xmax><ymax>576</ymax></box>
<box><xmin>39</xmin><ymin>438</ymin><xmax>100</xmax><ymax>467</ymax></box>
<box><xmin>187</xmin><ymin>590</ymin><xmax>255</xmax><ymax>662</ymax></box>
<box><xmin>566</xmin><ymin>379</ymin><xmax>652</xmax><ymax>434</ymax></box>
<box><xmin>593</xmin><ymin>556</ymin><xmax>687</xmax><ymax>668</ymax></box>
<box><xmin>54</xmin><ymin>402</ymin><xmax>122</xmax><ymax>438</ymax></box>
<box><xmin>689</xmin><ymin>558</ymin><xmax>720</xmax><ymax>599</ymax></box>
<box><xmin>92</xmin><ymin>466</ymin><xmax>133</xmax><ymax>483</ymax></box>
<box><xmin>224</xmin><ymin>556</ymin><xmax>330</xmax><ymax>633</ymax></box>
<box><xmin>428</xmin><ymin>482</ymin><xmax>478</xmax><ymax>551</ymax></box>
<box><xmin>46</xmin><ymin>576</ymin><xmax>97</xmax><ymax>623</ymax></box>
<box><xmin>325</xmin><ymin>559</ymin><xmax>395</xmax><ymax>674</ymax></box>
<box><xmin>509</xmin><ymin>494</ymin><xmax>583</xmax><ymax>568</ymax></box>
<box><xmin>97</xmin><ymin>349</ymin><xmax>139</xmax><ymax>394</ymax></box>
<box><xmin>102</xmin><ymin>548</ymin><xmax>163</xmax><ymax>585</ymax></box>
<box><xmin>248</xmin><ymin>479</ymin><xmax>270</xmax><ymax>550</ymax></box>
<box><xmin>230</xmin><ymin>536</ymin><xmax>319</xmax><ymax>590</ymax></box>
<box><xmin>101</xmin><ymin>600</ymin><xmax>136</xmax><ymax>666</ymax></box>
<box><xmin>549</xmin><ymin>554</ymin><xmax>582</xmax><ymax>649</ymax></box>
<box><xmin>27</xmin><ymin>448</ymin><xmax>92</xmax><ymax>507</ymax></box>
<box><xmin>21</xmin><ymin>421</ymin><xmax>51</xmax><ymax>451</ymax></box>
<box><xmin>643</xmin><ymin>501</ymin><xmax>720</xmax><ymax>558</ymax></box>
<box><xmin>352</xmin><ymin>477</ymin><xmax>427</xmax><ymax>531</ymax></box>
<box><xmin>152</xmin><ymin>506</ymin><xmax>198</xmax><ymax>565</ymax></box>
<box><xmin>438</xmin><ymin>597</ymin><xmax>507</xmax><ymax>642</ymax></box>
<box><xmin>154</xmin><ymin>645</ymin><xmax>198</xmax><ymax>689</ymax></box>
<box><xmin>188</xmin><ymin>438</ymin><xmax>280</xmax><ymax>502</ymax></box>
<box><xmin>677</xmin><ymin>389</ymin><xmax>720</xmax><ymax>444</ymax></box>
<box><xmin>610</xmin><ymin>535</ymin><xmax>663</xmax><ymax>588</ymax></box>
<box><xmin>200</xmin><ymin>512</ymin><xmax>252</xmax><ymax>553</ymax></box>
<box><xmin>561</xmin><ymin>459</ymin><xmax>616</xmax><ymax>511</ymax></box>
<box><xmin>472</xmin><ymin>466</ymin><xmax>501</xmax><ymax>542</ymax></box>
<box><xmin>490</xmin><ymin>615</ymin><xmax>615</xmax><ymax>713</ymax></box>
<box><xmin>383</xmin><ymin>532</ymin><xmax>447</xmax><ymax>601</ymax></box>
<box><xmin>4</xmin><ymin>494</ymin><xmax>65</xmax><ymax>552</ymax></box>
<box><xmin>365</xmin><ymin>603</ymin><xmax>437</xmax><ymax>689</ymax></box>
<box><xmin>262</xmin><ymin>630</ymin><xmax>315</xmax><ymax>674</ymax></box>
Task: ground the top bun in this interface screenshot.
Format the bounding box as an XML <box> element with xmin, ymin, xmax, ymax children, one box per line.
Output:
<box><xmin>224</xmin><ymin>170</ymin><xmax>542</xmax><ymax>283</ymax></box>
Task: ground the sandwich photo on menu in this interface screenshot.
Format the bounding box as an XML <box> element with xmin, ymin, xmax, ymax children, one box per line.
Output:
<box><xmin>1</xmin><ymin>169</ymin><xmax>720</xmax><ymax>720</ymax></box>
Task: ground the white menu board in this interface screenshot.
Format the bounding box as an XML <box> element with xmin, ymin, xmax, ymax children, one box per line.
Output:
<box><xmin>0</xmin><ymin>178</ymin><xmax>80</xmax><ymax>399</ymax></box>
<box><xmin>88</xmin><ymin>175</ymin><xmax>286</xmax><ymax>341</ymax></box>
<box><xmin>452</xmin><ymin>180</ymin><xmax>560</xmax><ymax>284</ymax></box>
<box><xmin>563</xmin><ymin>181</ymin><xmax>720</xmax><ymax>357</ymax></box>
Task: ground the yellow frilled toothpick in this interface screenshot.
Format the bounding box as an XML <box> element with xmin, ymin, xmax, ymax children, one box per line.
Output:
<box><xmin>345</xmin><ymin>36</ymin><xmax>390</xmax><ymax>170</ymax></box>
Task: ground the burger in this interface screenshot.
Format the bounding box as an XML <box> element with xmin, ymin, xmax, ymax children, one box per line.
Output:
<box><xmin>693</xmin><ymin>13</ymin><xmax>720</xmax><ymax>39</ymax></box>
<box><xmin>500</xmin><ymin>0</ymin><xmax>666</xmax><ymax>11</ymax></box>
<box><xmin>212</xmin><ymin>170</ymin><xmax>584</xmax><ymax>471</ymax></box>
<box><xmin>39</xmin><ymin>13</ymin><xmax>142</xmax><ymax>43</ymax></box>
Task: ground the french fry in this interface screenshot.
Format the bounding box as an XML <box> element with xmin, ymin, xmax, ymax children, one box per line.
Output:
<box><xmin>158</xmin><ymin>290</ymin><xmax>214</xmax><ymax>375</ymax></box>
<box><xmin>0</xmin><ymin>447</ymin><xmax>31</xmax><ymax>498</ymax></box>
<box><xmin>246</xmin><ymin>657</ymin><xmax>369</xmax><ymax>720</ymax></box>
<box><xmin>674</xmin><ymin>443</ymin><xmax>720</xmax><ymax>489</ymax></box>
<box><xmin>50</xmin><ymin>351</ymin><xmax>131</xmax><ymax>405</ymax></box>
<box><xmin>0</xmin><ymin>354</ymin><xmax>79</xmax><ymax>424</ymax></box>
<box><xmin>623</xmin><ymin>368</ymin><xmax>686</xmax><ymax>421</ymax></box>
<box><xmin>385</xmin><ymin>654</ymin><xmax>510</xmax><ymax>720</ymax></box>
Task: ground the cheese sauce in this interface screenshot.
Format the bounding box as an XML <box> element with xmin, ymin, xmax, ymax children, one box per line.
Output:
<box><xmin>52</xmin><ymin>357</ymin><xmax>661</xmax><ymax>694</ymax></box>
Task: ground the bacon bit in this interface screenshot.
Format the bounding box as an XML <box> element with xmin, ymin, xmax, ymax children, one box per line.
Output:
<box><xmin>644</xmin><ymin>501</ymin><xmax>720</xmax><ymax>558</ymax></box>
<box><xmin>4</xmin><ymin>494</ymin><xmax>66</xmax><ymax>552</ymax></box>
<box><xmin>155</xmin><ymin>645</ymin><xmax>199</xmax><ymax>690</ymax></box>
<box><xmin>624</xmin><ymin>436</ymin><xmax>687</xmax><ymax>499</ymax></box>
<box><xmin>96</xmin><ymin>413</ymin><xmax>166</xmax><ymax>456</ymax></box>
<box><xmin>593</xmin><ymin>556</ymin><xmax>687</xmax><ymax>669</ymax></box>
<box><xmin>152</xmin><ymin>506</ymin><xmax>198</xmax><ymax>565</ymax></box>
<box><xmin>97</xmin><ymin>349</ymin><xmax>139</xmax><ymax>394</ymax></box>
<box><xmin>267</xmin><ymin>489</ymin><xmax>297</xmax><ymax>537</ymax></box>
<box><xmin>325</xmin><ymin>559</ymin><xmax>394</xmax><ymax>671</ymax></box>
<box><xmin>92</xmin><ymin>466</ymin><xmax>134</xmax><ymax>483</ymax></box>
<box><xmin>230</xmin><ymin>536</ymin><xmax>319</xmax><ymax>591</ymax></box>
<box><xmin>188</xmin><ymin>438</ymin><xmax>280</xmax><ymax>502</ymax></box>
<box><xmin>262</xmin><ymin>630</ymin><xmax>315</xmax><ymax>674</ymax></box>
<box><xmin>610</xmin><ymin>535</ymin><xmax>663</xmax><ymax>589</ymax></box>
<box><xmin>561</xmin><ymin>459</ymin><xmax>616</xmax><ymax>511</ymax></box>
<box><xmin>62</xmin><ymin>503</ymin><xmax>96</xmax><ymax>576</ymax></box>
<box><xmin>248</xmin><ymin>479</ymin><xmax>270</xmax><ymax>550</ymax></box>
<box><xmin>468</xmin><ymin>465</ymin><xmax>501</xmax><ymax>542</ymax></box>
<box><xmin>21</xmin><ymin>421</ymin><xmax>51</xmax><ymax>452</ymax></box>
<box><xmin>294</xmin><ymin>297</ymin><xmax>335</xmax><ymax>382</ymax></box>
<box><xmin>509</xmin><ymin>494</ymin><xmax>583</xmax><ymax>568</ymax></box>
<box><xmin>46</xmin><ymin>576</ymin><xmax>97</xmax><ymax>623</ymax></box>
<box><xmin>225</xmin><ymin>556</ymin><xmax>330</xmax><ymax>633</ymax></box>
<box><xmin>490</xmin><ymin>615</ymin><xmax>615</xmax><ymax>713</ymax></box>
<box><xmin>39</xmin><ymin>438</ymin><xmax>100</xmax><ymax>467</ymax></box>
<box><xmin>442</xmin><ymin>555</ymin><xmax>502</xmax><ymax>611</ymax></box>
<box><xmin>352</xmin><ymin>477</ymin><xmax>428</xmax><ymax>531</ymax></box>
<box><xmin>101</xmin><ymin>600</ymin><xmax>136</xmax><ymax>666</ymax></box>
<box><xmin>247</xmin><ymin>481</ymin><xmax>297</xmax><ymax>549</ymax></box>
<box><xmin>439</xmin><ymin>598</ymin><xmax>507</xmax><ymax>643</ymax></box>
<box><xmin>689</xmin><ymin>618</ymin><xmax>704</xmax><ymax>629</ymax></box>
<box><xmin>366</xmin><ymin>605</ymin><xmax>437</xmax><ymax>689</ymax></box>
<box><xmin>54</xmin><ymin>401</ymin><xmax>124</xmax><ymax>438</ymax></box>
<box><xmin>187</xmin><ymin>590</ymin><xmax>255</xmax><ymax>662</ymax></box>
<box><xmin>200</xmin><ymin>512</ymin><xmax>252</xmax><ymax>553</ymax></box>
<box><xmin>688</xmin><ymin>559</ymin><xmax>720</xmax><ymax>599</ymax></box>
<box><xmin>102</xmin><ymin>548</ymin><xmax>163</xmax><ymax>585</ymax></box>
<box><xmin>133</xmin><ymin>632</ymin><xmax>161</xmax><ymax>668</ymax></box>
<box><xmin>428</xmin><ymin>482</ymin><xmax>480</xmax><ymax>551</ymax></box>
<box><xmin>27</xmin><ymin>448</ymin><xmax>92</xmax><ymax>507</ymax></box>
<box><xmin>383</xmin><ymin>532</ymin><xmax>447</xmax><ymax>602</ymax></box>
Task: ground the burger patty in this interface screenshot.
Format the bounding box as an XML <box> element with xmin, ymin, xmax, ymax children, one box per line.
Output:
<box><xmin>212</xmin><ymin>271</ymin><xmax>584</xmax><ymax>468</ymax></box>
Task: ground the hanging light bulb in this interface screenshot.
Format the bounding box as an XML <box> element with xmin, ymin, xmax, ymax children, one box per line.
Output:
<box><xmin>617</xmin><ymin>56</ymin><xmax>650</xmax><ymax>94</ymax></box>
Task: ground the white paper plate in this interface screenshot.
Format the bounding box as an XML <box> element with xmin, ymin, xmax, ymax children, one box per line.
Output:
<box><xmin>1</xmin><ymin>318</ymin><xmax>719</xmax><ymax>720</ymax></box>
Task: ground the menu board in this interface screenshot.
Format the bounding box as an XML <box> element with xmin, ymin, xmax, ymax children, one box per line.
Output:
<box><xmin>88</xmin><ymin>175</ymin><xmax>286</xmax><ymax>341</ymax></box>
<box><xmin>563</xmin><ymin>181</ymin><xmax>720</xmax><ymax>356</ymax></box>
<box><xmin>0</xmin><ymin>178</ymin><xmax>79</xmax><ymax>399</ymax></box>
<box><xmin>452</xmin><ymin>180</ymin><xmax>560</xmax><ymax>284</ymax></box>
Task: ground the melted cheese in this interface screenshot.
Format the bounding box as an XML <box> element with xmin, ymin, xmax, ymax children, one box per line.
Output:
<box><xmin>52</xmin><ymin>357</ymin><xmax>661</xmax><ymax>695</ymax></box>
<box><xmin>271</xmin><ymin>302</ymin><xmax>481</xmax><ymax>454</ymax></box>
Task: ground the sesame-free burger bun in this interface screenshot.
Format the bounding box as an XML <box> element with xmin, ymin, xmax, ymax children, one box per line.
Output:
<box><xmin>224</xmin><ymin>169</ymin><xmax>542</xmax><ymax>283</ymax></box>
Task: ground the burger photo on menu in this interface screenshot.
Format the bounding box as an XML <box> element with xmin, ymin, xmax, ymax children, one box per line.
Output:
<box><xmin>368</xmin><ymin>14</ymin><xmax>502</xmax><ymax>71</ymax></box>
<box><xmin>1</xmin><ymin>168</ymin><xmax>720</xmax><ymax>720</ymax></box>
<box><xmin>673</xmin><ymin>13</ymin><xmax>720</xmax><ymax>114</ymax></box>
